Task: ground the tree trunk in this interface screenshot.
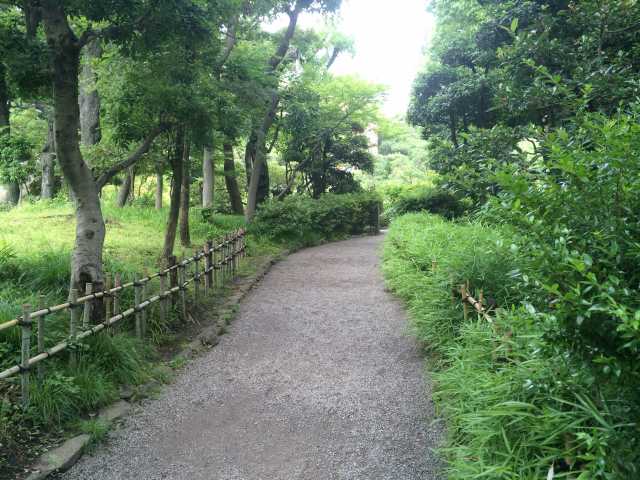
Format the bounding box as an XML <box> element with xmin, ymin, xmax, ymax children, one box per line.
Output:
<box><xmin>40</xmin><ymin>117</ymin><xmax>56</xmax><ymax>199</ymax></box>
<box><xmin>0</xmin><ymin>63</ymin><xmax>19</xmax><ymax>206</ymax></box>
<box><xmin>79</xmin><ymin>38</ymin><xmax>102</xmax><ymax>148</ymax></box>
<box><xmin>162</xmin><ymin>126</ymin><xmax>185</xmax><ymax>259</ymax></box>
<box><xmin>179</xmin><ymin>138</ymin><xmax>191</xmax><ymax>247</ymax></box>
<box><xmin>116</xmin><ymin>168</ymin><xmax>133</xmax><ymax>207</ymax></box>
<box><xmin>155</xmin><ymin>168</ymin><xmax>163</xmax><ymax>209</ymax></box>
<box><xmin>41</xmin><ymin>3</ymin><xmax>105</xmax><ymax>294</ymax></box>
<box><xmin>245</xmin><ymin>0</ymin><xmax>306</xmax><ymax>219</ymax></box>
<box><xmin>223</xmin><ymin>141</ymin><xmax>244</xmax><ymax>215</ymax></box>
<box><xmin>202</xmin><ymin>145</ymin><xmax>214</xmax><ymax>208</ymax></box>
<box><xmin>246</xmin><ymin>93</ymin><xmax>280</xmax><ymax>219</ymax></box>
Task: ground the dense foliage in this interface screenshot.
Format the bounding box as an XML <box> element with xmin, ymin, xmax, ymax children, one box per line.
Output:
<box><xmin>397</xmin><ymin>0</ymin><xmax>640</xmax><ymax>477</ymax></box>
<box><xmin>384</xmin><ymin>214</ymin><xmax>639</xmax><ymax>479</ymax></box>
<box><xmin>250</xmin><ymin>192</ymin><xmax>381</xmax><ymax>247</ymax></box>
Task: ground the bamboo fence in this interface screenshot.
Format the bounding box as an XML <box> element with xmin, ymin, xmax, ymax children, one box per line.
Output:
<box><xmin>0</xmin><ymin>229</ymin><xmax>246</xmax><ymax>407</ymax></box>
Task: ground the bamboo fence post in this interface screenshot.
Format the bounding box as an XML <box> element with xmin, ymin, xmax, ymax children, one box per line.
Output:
<box><xmin>207</xmin><ymin>240</ymin><xmax>214</xmax><ymax>290</ymax></box>
<box><xmin>112</xmin><ymin>273</ymin><xmax>121</xmax><ymax>334</ymax></box>
<box><xmin>169</xmin><ymin>255</ymin><xmax>178</xmax><ymax>307</ymax></box>
<box><xmin>20</xmin><ymin>304</ymin><xmax>32</xmax><ymax>408</ymax></box>
<box><xmin>242</xmin><ymin>229</ymin><xmax>246</xmax><ymax>258</ymax></box>
<box><xmin>213</xmin><ymin>240</ymin><xmax>219</xmax><ymax>288</ymax></box>
<box><xmin>82</xmin><ymin>283</ymin><xmax>93</xmax><ymax>329</ymax></box>
<box><xmin>232</xmin><ymin>232</ymin><xmax>238</xmax><ymax>276</ymax></box>
<box><xmin>142</xmin><ymin>269</ymin><xmax>149</xmax><ymax>338</ymax></box>
<box><xmin>159</xmin><ymin>272</ymin><xmax>167</xmax><ymax>326</ymax></box>
<box><xmin>179</xmin><ymin>256</ymin><xmax>187</xmax><ymax>320</ymax></box>
<box><xmin>69</xmin><ymin>288</ymin><xmax>80</xmax><ymax>368</ymax></box>
<box><xmin>221</xmin><ymin>236</ymin><xmax>226</xmax><ymax>282</ymax></box>
<box><xmin>113</xmin><ymin>273</ymin><xmax>121</xmax><ymax>316</ymax></box>
<box><xmin>105</xmin><ymin>273</ymin><xmax>113</xmax><ymax>324</ymax></box>
<box><xmin>194</xmin><ymin>250</ymin><xmax>201</xmax><ymax>302</ymax></box>
<box><xmin>224</xmin><ymin>233</ymin><xmax>231</xmax><ymax>280</ymax></box>
<box><xmin>203</xmin><ymin>242</ymin><xmax>211</xmax><ymax>296</ymax></box>
<box><xmin>37</xmin><ymin>295</ymin><xmax>46</xmax><ymax>384</ymax></box>
<box><xmin>134</xmin><ymin>275</ymin><xmax>143</xmax><ymax>339</ymax></box>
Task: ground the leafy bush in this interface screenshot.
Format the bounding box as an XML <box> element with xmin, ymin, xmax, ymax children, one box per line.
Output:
<box><xmin>383</xmin><ymin>213</ymin><xmax>639</xmax><ymax>478</ymax></box>
<box><xmin>0</xmin><ymin>133</ymin><xmax>34</xmax><ymax>184</ymax></box>
<box><xmin>250</xmin><ymin>192</ymin><xmax>381</xmax><ymax>247</ymax></box>
<box><xmin>388</xmin><ymin>186</ymin><xmax>465</xmax><ymax>220</ymax></box>
<box><xmin>484</xmin><ymin>108</ymin><xmax>640</xmax><ymax>386</ymax></box>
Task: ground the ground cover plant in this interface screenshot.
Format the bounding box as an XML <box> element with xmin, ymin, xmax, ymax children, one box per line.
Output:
<box><xmin>383</xmin><ymin>213</ymin><xmax>639</xmax><ymax>479</ymax></box>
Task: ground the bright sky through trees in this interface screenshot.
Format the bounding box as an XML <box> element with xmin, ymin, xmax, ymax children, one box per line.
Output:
<box><xmin>267</xmin><ymin>0</ymin><xmax>435</xmax><ymax>118</ymax></box>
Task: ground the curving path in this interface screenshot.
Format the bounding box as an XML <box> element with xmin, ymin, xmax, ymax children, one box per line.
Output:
<box><xmin>61</xmin><ymin>235</ymin><xmax>442</xmax><ymax>480</ymax></box>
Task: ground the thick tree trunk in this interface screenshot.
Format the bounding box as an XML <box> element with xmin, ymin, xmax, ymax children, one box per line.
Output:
<box><xmin>246</xmin><ymin>93</ymin><xmax>280</xmax><ymax>219</ymax></box>
<box><xmin>202</xmin><ymin>145</ymin><xmax>214</xmax><ymax>208</ymax></box>
<box><xmin>155</xmin><ymin>169</ymin><xmax>163</xmax><ymax>209</ymax></box>
<box><xmin>41</xmin><ymin>3</ymin><xmax>105</xmax><ymax>294</ymax></box>
<box><xmin>223</xmin><ymin>141</ymin><xmax>244</xmax><ymax>215</ymax></box>
<box><xmin>116</xmin><ymin>168</ymin><xmax>133</xmax><ymax>207</ymax></box>
<box><xmin>179</xmin><ymin>139</ymin><xmax>191</xmax><ymax>247</ymax></box>
<box><xmin>40</xmin><ymin>118</ymin><xmax>56</xmax><ymax>199</ymax></box>
<box><xmin>162</xmin><ymin>126</ymin><xmax>185</xmax><ymax>259</ymax></box>
<box><xmin>79</xmin><ymin>39</ymin><xmax>102</xmax><ymax>148</ymax></box>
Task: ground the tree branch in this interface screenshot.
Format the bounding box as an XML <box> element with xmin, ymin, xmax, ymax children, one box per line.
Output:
<box><xmin>95</xmin><ymin>125</ymin><xmax>167</xmax><ymax>189</ymax></box>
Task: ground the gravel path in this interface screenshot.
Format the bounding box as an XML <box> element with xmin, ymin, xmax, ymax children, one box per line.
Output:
<box><xmin>61</xmin><ymin>235</ymin><xmax>442</xmax><ymax>480</ymax></box>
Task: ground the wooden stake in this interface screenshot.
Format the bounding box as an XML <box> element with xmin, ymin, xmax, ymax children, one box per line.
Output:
<box><xmin>203</xmin><ymin>242</ymin><xmax>211</xmax><ymax>295</ymax></box>
<box><xmin>82</xmin><ymin>283</ymin><xmax>93</xmax><ymax>329</ymax></box>
<box><xmin>169</xmin><ymin>255</ymin><xmax>178</xmax><ymax>307</ymax></box>
<box><xmin>194</xmin><ymin>250</ymin><xmax>201</xmax><ymax>302</ymax></box>
<box><xmin>179</xmin><ymin>256</ymin><xmax>187</xmax><ymax>321</ymax></box>
<box><xmin>134</xmin><ymin>275</ymin><xmax>143</xmax><ymax>339</ymax></box>
<box><xmin>37</xmin><ymin>295</ymin><xmax>46</xmax><ymax>384</ymax></box>
<box><xmin>20</xmin><ymin>304</ymin><xmax>32</xmax><ymax>408</ymax></box>
<box><xmin>69</xmin><ymin>288</ymin><xmax>80</xmax><ymax>368</ymax></box>
<box><xmin>141</xmin><ymin>270</ymin><xmax>149</xmax><ymax>338</ymax></box>
<box><xmin>159</xmin><ymin>272</ymin><xmax>167</xmax><ymax>326</ymax></box>
<box><xmin>105</xmin><ymin>273</ymin><xmax>113</xmax><ymax>324</ymax></box>
<box><xmin>113</xmin><ymin>273</ymin><xmax>121</xmax><ymax>316</ymax></box>
<box><xmin>212</xmin><ymin>241</ymin><xmax>218</xmax><ymax>288</ymax></box>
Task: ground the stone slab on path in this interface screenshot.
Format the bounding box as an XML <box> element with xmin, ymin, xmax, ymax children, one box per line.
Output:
<box><xmin>60</xmin><ymin>235</ymin><xmax>443</xmax><ymax>480</ymax></box>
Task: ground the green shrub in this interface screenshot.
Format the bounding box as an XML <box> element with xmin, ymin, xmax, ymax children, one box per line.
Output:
<box><xmin>250</xmin><ymin>192</ymin><xmax>381</xmax><ymax>248</ymax></box>
<box><xmin>383</xmin><ymin>213</ymin><xmax>639</xmax><ymax>478</ymax></box>
<box><xmin>388</xmin><ymin>186</ymin><xmax>465</xmax><ymax>220</ymax></box>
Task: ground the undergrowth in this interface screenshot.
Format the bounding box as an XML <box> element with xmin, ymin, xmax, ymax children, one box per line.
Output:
<box><xmin>383</xmin><ymin>213</ymin><xmax>639</xmax><ymax>479</ymax></box>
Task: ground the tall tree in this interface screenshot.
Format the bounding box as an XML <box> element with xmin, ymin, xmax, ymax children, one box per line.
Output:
<box><xmin>15</xmin><ymin>0</ymin><xmax>198</xmax><ymax>292</ymax></box>
<box><xmin>244</xmin><ymin>0</ymin><xmax>341</xmax><ymax>219</ymax></box>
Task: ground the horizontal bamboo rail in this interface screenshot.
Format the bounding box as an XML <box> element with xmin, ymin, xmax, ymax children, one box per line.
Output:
<box><xmin>0</xmin><ymin>229</ymin><xmax>247</xmax><ymax>407</ymax></box>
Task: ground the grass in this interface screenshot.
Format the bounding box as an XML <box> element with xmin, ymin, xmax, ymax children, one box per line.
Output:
<box><xmin>382</xmin><ymin>213</ymin><xmax>639</xmax><ymax>479</ymax></box>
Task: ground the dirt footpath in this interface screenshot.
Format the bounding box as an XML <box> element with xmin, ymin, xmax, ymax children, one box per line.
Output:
<box><xmin>61</xmin><ymin>234</ymin><xmax>442</xmax><ymax>480</ymax></box>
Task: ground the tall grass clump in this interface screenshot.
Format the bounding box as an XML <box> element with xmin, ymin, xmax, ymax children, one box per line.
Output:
<box><xmin>383</xmin><ymin>213</ymin><xmax>639</xmax><ymax>479</ymax></box>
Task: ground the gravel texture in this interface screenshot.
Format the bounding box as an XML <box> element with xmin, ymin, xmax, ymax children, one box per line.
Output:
<box><xmin>60</xmin><ymin>234</ymin><xmax>443</xmax><ymax>480</ymax></box>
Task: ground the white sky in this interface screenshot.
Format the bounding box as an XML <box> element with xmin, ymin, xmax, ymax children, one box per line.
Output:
<box><xmin>267</xmin><ymin>0</ymin><xmax>435</xmax><ymax>118</ymax></box>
